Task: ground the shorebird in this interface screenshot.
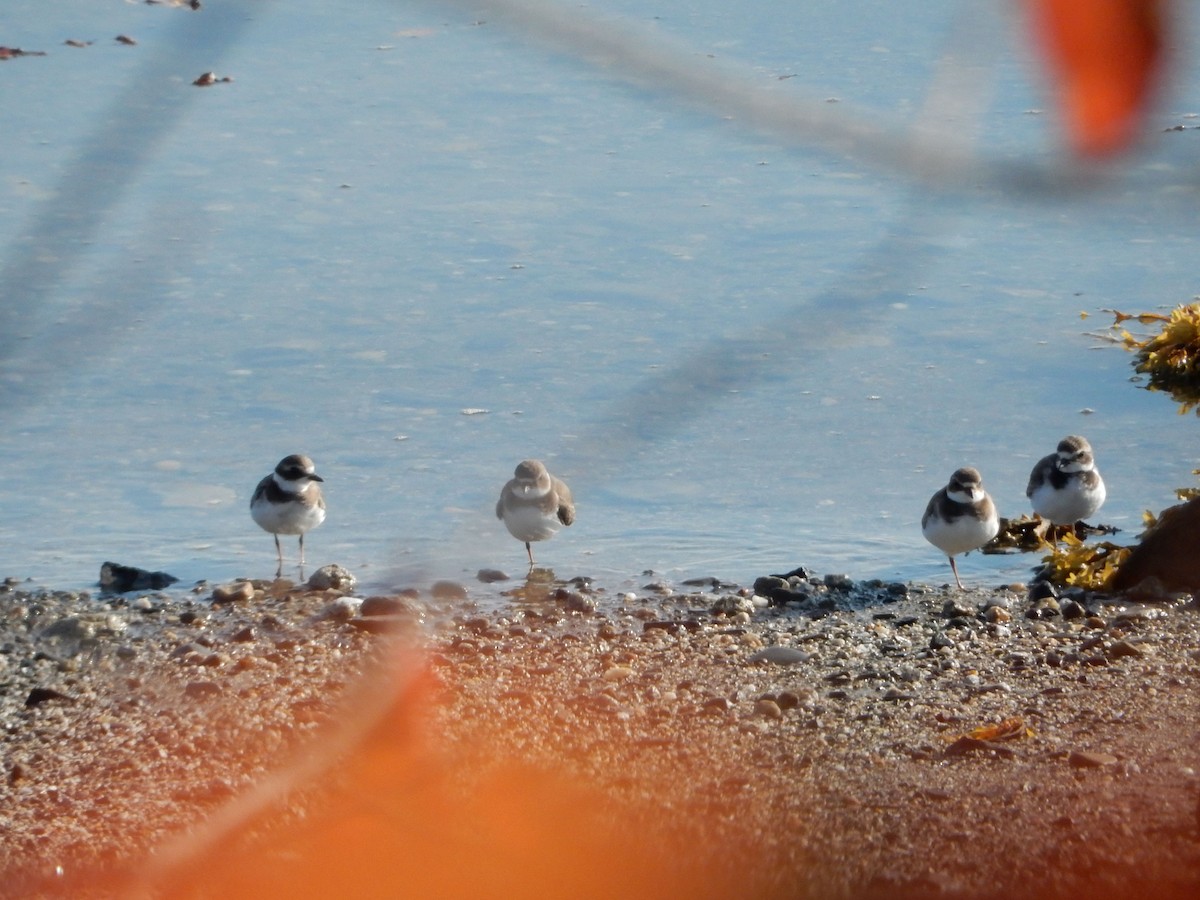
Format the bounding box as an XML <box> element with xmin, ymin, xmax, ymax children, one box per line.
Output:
<box><xmin>250</xmin><ymin>454</ymin><xmax>326</xmax><ymax>573</ymax></box>
<box><xmin>1026</xmin><ymin>435</ymin><xmax>1106</xmax><ymax>541</ymax></box>
<box><xmin>922</xmin><ymin>467</ymin><xmax>1000</xmax><ymax>590</ymax></box>
<box><xmin>496</xmin><ymin>459</ymin><xmax>575</xmax><ymax>566</ymax></box>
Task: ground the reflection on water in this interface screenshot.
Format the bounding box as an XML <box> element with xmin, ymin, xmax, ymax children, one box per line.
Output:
<box><xmin>1</xmin><ymin>0</ymin><xmax>1198</xmax><ymax>600</ymax></box>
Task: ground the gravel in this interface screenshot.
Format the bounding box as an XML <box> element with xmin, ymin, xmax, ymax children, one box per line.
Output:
<box><xmin>1</xmin><ymin>567</ymin><xmax>1199</xmax><ymax>898</ymax></box>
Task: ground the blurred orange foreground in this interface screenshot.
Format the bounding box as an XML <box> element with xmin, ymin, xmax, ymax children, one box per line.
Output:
<box><xmin>115</xmin><ymin>649</ymin><xmax>726</xmax><ymax>900</ymax></box>
<box><xmin>1024</xmin><ymin>0</ymin><xmax>1167</xmax><ymax>157</ymax></box>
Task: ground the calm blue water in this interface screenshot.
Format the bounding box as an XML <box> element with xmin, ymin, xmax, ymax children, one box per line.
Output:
<box><xmin>2</xmin><ymin>0</ymin><xmax>1199</xmax><ymax>597</ymax></box>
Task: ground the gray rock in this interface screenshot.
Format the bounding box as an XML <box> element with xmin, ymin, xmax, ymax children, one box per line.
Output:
<box><xmin>747</xmin><ymin>646</ymin><xmax>811</xmax><ymax>666</ymax></box>
<box><xmin>307</xmin><ymin>565</ymin><xmax>358</xmax><ymax>593</ymax></box>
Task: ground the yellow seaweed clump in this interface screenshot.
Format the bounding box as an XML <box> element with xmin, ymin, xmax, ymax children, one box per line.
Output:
<box><xmin>1102</xmin><ymin>303</ymin><xmax>1200</xmax><ymax>413</ymax></box>
<box><xmin>1038</xmin><ymin>533</ymin><xmax>1131</xmax><ymax>590</ymax></box>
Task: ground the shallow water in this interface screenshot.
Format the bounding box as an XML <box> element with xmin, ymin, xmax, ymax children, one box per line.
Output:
<box><xmin>2</xmin><ymin>0</ymin><xmax>1199</xmax><ymax>597</ymax></box>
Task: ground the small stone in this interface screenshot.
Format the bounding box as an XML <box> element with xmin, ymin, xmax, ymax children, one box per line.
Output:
<box><xmin>754</xmin><ymin>698</ymin><xmax>783</xmax><ymax>719</ymax></box>
<box><xmin>930</xmin><ymin>632</ymin><xmax>955</xmax><ymax>650</ymax></box>
<box><xmin>712</xmin><ymin>595</ymin><xmax>754</xmax><ymax>616</ymax></box>
<box><xmin>942</xmin><ymin>599</ymin><xmax>974</xmax><ymax>619</ymax></box>
<box><xmin>603</xmin><ymin>665</ymin><xmax>634</xmax><ymax>682</ymax></box>
<box><xmin>752</xmin><ymin>576</ymin><xmax>788</xmax><ymax>595</ymax></box>
<box><xmin>212</xmin><ymin>581</ymin><xmax>255</xmax><ymax>604</ymax></box>
<box><xmin>1028</xmin><ymin>581</ymin><xmax>1057</xmax><ymax>602</ymax></box>
<box><xmin>1059</xmin><ymin>598</ymin><xmax>1087</xmax><ymax>620</ymax></box>
<box><xmin>776</xmin><ymin>690</ymin><xmax>803</xmax><ymax>710</ymax></box>
<box><xmin>430</xmin><ymin>580</ymin><xmax>467</xmax><ymax>600</ymax></box>
<box><xmin>747</xmin><ymin>646</ymin><xmax>811</xmax><ymax>666</ymax></box>
<box><xmin>1068</xmin><ymin>750</ymin><xmax>1119</xmax><ymax>769</ymax></box>
<box><xmin>99</xmin><ymin>562</ymin><xmax>178</xmax><ymax>593</ymax></box>
<box><xmin>983</xmin><ymin>606</ymin><xmax>1011</xmax><ymax>624</ymax></box>
<box><xmin>320</xmin><ymin>597</ymin><xmax>363</xmax><ymax>621</ymax></box>
<box><xmin>25</xmin><ymin>687</ymin><xmax>72</xmax><ymax>708</ymax></box>
<box><xmin>476</xmin><ymin>569</ymin><xmax>509</xmax><ymax>583</ymax></box>
<box><xmin>1106</xmin><ymin>640</ymin><xmax>1145</xmax><ymax>660</ymax></box>
<box><xmin>230</xmin><ymin>626</ymin><xmax>256</xmax><ymax>643</ymax></box>
<box><xmin>307</xmin><ymin>565</ymin><xmax>357</xmax><ymax>593</ymax></box>
<box><xmin>559</xmin><ymin>591</ymin><xmax>596</xmax><ymax>613</ymax></box>
<box><xmin>824</xmin><ymin>573</ymin><xmax>853</xmax><ymax>591</ymax></box>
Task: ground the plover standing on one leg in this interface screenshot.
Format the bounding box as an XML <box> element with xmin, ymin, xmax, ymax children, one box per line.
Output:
<box><xmin>922</xmin><ymin>467</ymin><xmax>1000</xmax><ymax>590</ymax></box>
<box><xmin>496</xmin><ymin>459</ymin><xmax>574</xmax><ymax>567</ymax></box>
<box><xmin>250</xmin><ymin>454</ymin><xmax>326</xmax><ymax>573</ymax></box>
<box><xmin>1026</xmin><ymin>435</ymin><xmax>1106</xmax><ymax>541</ymax></box>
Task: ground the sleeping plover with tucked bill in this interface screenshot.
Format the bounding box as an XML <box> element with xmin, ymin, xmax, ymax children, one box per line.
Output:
<box><xmin>250</xmin><ymin>454</ymin><xmax>326</xmax><ymax>572</ymax></box>
<box><xmin>1026</xmin><ymin>435</ymin><xmax>1106</xmax><ymax>539</ymax></box>
<box><xmin>922</xmin><ymin>467</ymin><xmax>1000</xmax><ymax>590</ymax></box>
<box><xmin>496</xmin><ymin>459</ymin><xmax>575</xmax><ymax>566</ymax></box>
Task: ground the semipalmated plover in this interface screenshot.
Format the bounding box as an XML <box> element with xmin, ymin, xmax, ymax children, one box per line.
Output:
<box><xmin>922</xmin><ymin>467</ymin><xmax>1000</xmax><ymax>590</ymax></box>
<box><xmin>1026</xmin><ymin>435</ymin><xmax>1106</xmax><ymax>538</ymax></box>
<box><xmin>250</xmin><ymin>454</ymin><xmax>326</xmax><ymax>573</ymax></box>
<box><xmin>496</xmin><ymin>459</ymin><xmax>575</xmax><ymax>566</ymax></box>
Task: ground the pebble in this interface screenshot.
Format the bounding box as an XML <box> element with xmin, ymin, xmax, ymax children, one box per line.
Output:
<box><xmin>1068</xmin><ymin>750</ymin><xmax>1119</xmax><ymax>769</ymax></box>
<box><xmin>747</xmin><ymin>646</ymin><xmax>811</xmax><ymax>666</ymax></box>
<box><xmin>754</xmin><ymin>698</ymin><xmax>783</xmax><ymax>719</ymax></box>
<box><xmin>603</xmin><ymin>665</ymin><xmax>634</xmax><ymax>681</ymax></box>
<box><xmin>307</xmin><ymin>565</ymin><xmax>358</xmax><ymax>593</ymax></box>
<box><xmin>211</xmin><ymin>581</ymin><xmax>255</xmax><ymax>604</ymax></box>
<box><xmin>430</xmin><ymin>580</ymin><xmax>467</xmax><ymax>600</ymax></box>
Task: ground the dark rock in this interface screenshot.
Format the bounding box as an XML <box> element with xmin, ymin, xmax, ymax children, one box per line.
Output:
<box><xmin>25</xmin><ymin>687</ymin><xmax>72</xmax><ymax>708</ymax></box>
<box><xmin>1059</xmin><ymin>598</ymin><xmax>1087</xmax><ymax>620</ymax></box>
<box><xmin>753</xmin><ymin>576</ymin><xmax>788</xmax><ymax>595</ymax></box>
<box><xmin>99</xmin><ymin>562</ymin><xmax>178</xmax><ymax>593</ymax></box>
<box><xmin>476</xmin><ymin>569</ymin><xmax>509</xmax><ymax>583</ymax></box>
<box><xmin>1028</xmin><ymin>580</ymin><xmax>1057</xmax><ymax>602</ymax></box>
<box><xmin>230</xmin><ymin>626</ymin><xmax>256</xmax><ymax>643</ymax></box>
<box><xmin>770</xmin><ymin>586</ymin><xmax>810</xmax><ymax>606</ymax></box>
<box><xmin>1111</xmin><ymin>497</ymin><xmax>1200</xmax><ymax>593</ymax></box>
<box><xmin>941</xmin><ymin>599</ymin><xmax>974</xmax><ymax>619</ymax></box>
<box><xmin>772</xmin><ymin>566</ymin><xmax>812</xmax><ymax>581</ymax></box>
<box><xmin>930</xmin><ymin>632</ymin><xmax>955</xmax><ymax>650</ymax></box>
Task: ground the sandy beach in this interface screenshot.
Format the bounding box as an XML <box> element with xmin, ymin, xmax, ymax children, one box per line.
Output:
<box><xmin>1</xmin><ymin>565</ymin><xmax>1198</xmax><ymax>898</ymax></box>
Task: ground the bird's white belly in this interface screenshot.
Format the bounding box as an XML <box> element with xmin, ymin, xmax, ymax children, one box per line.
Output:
<box><xmin>1030</xmin><ymin>480</ymin><xmax>1105</xmax><ymax>524</ymax></box>
<box><xmin>252</xmin><ymin>500</ymin><xmax>325</xmax><ymax>535</ymax></box>
<box><xmin>502</xmin><ymin>505</ymin><xmax>560</xmax><ymax>543</ymax></box>
<box><xmin>922</xmin><ymin>514</ymin><xmax>998</xmax><ymax>557</ymax></box>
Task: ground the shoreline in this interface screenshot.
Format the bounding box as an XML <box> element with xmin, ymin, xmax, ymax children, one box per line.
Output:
<box><xmin>1</xmin><ymin>568</ymin><xmax>1198</xmax><ymax>897</ymax></box>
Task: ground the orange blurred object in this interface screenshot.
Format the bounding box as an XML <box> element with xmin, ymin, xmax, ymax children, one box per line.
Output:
<box><xmin>1025</xmin><ymin>0</ymin><xmax>1167</xmax><ymax>157</ymax></box>
<box><xmin>114</xmin><ymin>653</ymin><xmax>725</xmax><ymax>900</ymax></box>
